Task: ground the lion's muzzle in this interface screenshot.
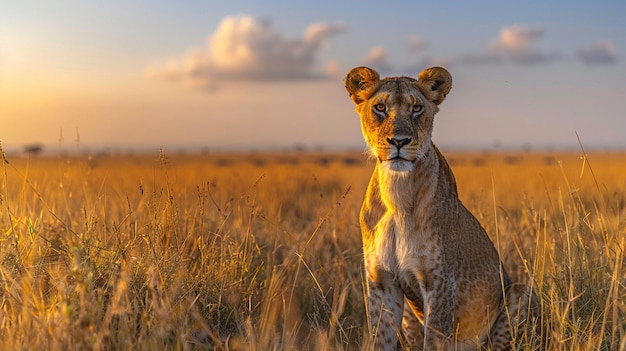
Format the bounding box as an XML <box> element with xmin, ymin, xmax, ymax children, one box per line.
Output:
<box><xmin>383</xmin><ymin>136</ymin><xmax>415</xmax><ymax>161</ymax></box>
<box><xmin>377</xmin><ymin>136</ymin><xmax>417</xmax><ymax>172</ymax></box>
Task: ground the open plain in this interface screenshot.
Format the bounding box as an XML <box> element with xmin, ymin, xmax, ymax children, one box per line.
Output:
<box><xmin>0</xmin><ymin>149</ymin><xmax>624</xmax><ymax>350</ymax></box>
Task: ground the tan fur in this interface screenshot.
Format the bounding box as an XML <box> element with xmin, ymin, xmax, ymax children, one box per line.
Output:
<box><xmin>345</xmin><ymin>66</ymin><xmax>538</xmax><ymax>350</ymax></box>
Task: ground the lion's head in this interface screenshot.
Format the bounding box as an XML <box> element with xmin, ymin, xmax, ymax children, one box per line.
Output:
<box><xmin>345</xmin><ymin>66</ymin><xmax>452</xmax><ymax>172</ymax></box>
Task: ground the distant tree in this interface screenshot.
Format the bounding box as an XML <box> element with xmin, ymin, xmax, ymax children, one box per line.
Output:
<box><xmin>24</xmin><ymin>143</ymin><xmax>44</xmax><ymax>157</ymax></box>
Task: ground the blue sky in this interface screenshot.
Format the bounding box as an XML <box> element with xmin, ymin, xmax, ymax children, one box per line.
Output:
<box><xmin>1</xmin><ymin>1</ymin><xmax>625</xmax><ymax>152</ymax></box>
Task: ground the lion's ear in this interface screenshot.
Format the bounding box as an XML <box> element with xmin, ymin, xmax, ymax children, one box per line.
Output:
<box><xmin>417</xmin><ymin>67</ymin><xmax>452</xmax><ymax>105</ymax></box>
<box><xmin>345</xmin><ymin>66</ymin><xmax>380</xmax><ymax>104</ymax></box>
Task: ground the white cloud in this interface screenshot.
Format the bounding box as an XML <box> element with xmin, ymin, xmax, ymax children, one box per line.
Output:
<box><xmin>146</xmin><ymin>14</ymin><xmax>346</xmax><ymax>89</ymax></box>
<box><xmin>489</xmin><ymin>24</ymin><xmax>559</xmax><ymax>64</ymax></box>
<box><xmin>576</xmin><ymin>41</ymin><xmax>617</xmax><ymax>64</ymax></box>
<box><xmin>303</xmin><ymin>22</ymin><xmax>345</xmax><ymax>47</ymax></box>
<box><xmin>493</xmin><ymin>25</ymin><xmax>545</xmax><ymax>51</ymax></box>
<box><xmin>324</xmin><ymin>60</ymin><xmax>342</xmax><ymax>78</ymax></box>
<box><xmin>409</xmin><ymin>36</ymin><xmax>426</xmax><ymax>51</ymax></box>
<box><xmin>363</xmin><ymin>46</ymin><xmax>392</xmax><ymax>72</ymax></box>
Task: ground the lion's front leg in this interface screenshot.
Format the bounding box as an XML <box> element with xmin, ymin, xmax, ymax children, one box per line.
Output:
<box><xmin>365</xmin><ymin>270</ymin><xmax>404</xmax><ymax>351</ymax></box>
<box><xmin>422</xmin><ymin>275</ymin><xmax>456</xmax><ymax>350</ymax></box>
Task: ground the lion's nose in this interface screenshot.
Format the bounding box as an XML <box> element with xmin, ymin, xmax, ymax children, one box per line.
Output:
<box><xmin>387</xmin><ymin>137</ymin><xmax>412</xmax><ymax>149</ymax></box>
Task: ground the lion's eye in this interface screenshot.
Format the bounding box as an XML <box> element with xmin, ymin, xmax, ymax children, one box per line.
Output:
<box><xmin>412</xmin><ymin>105</ymin><xmax>424</xmax><ymax>116</ymax></box>
<box><xmin>373</xmin><ymin>104</ymin><xmax>386</xmax><ymax>113</ymax></box>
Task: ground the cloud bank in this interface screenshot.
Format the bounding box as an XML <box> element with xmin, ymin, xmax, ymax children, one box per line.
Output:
<box><xmin>359</xmin><ymin>24</ymin><xmax>617</xmax><ymax>74</ymax></box>
<box><xmin>148</xmin><ymin>17</ymin><xmax>618</xmax><ymax>91</ymax></box>
<box><xmin>576</xmin><ymin>41</ymin><xmax>617</xmax><ymax>64</ymax></box>
<box><xmin>146</xmin><ymin>14</ymin><xmax>345</xmax><ymax>89</ymax></box>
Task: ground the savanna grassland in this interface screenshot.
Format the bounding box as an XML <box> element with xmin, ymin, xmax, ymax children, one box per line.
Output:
<box><xmin>0</xmin><ymin>147</ymin><xmax>625</xmax><ymax>350</ymax></box>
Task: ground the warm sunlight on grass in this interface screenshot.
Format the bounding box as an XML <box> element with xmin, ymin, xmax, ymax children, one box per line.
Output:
<box><xmin>0</xmin><ymin>148</ymin><xmax>624</xmax><ymax>350</ymax></box>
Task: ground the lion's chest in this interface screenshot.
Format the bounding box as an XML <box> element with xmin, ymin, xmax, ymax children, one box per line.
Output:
<box><xmin>365</xmin><ymin>205</ymin><xmax>443</xmax><ymax>283</ymax></box>
<box><xmin>362</xmin><ymin>163</ymin><xmax>448</xmax><ymax>292</ymax></box>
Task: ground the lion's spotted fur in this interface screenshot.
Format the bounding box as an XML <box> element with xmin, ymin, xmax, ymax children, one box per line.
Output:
<box><xmin>345</xmin><ymin>67</ymin><xmax>537</xmax><ymax>350</ymax></box>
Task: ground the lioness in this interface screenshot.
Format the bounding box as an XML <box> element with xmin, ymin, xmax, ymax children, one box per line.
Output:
<box><xmin>345</xmin><ymin>66</ymin><xmax>537</xmax><ymax>350</ymax></box>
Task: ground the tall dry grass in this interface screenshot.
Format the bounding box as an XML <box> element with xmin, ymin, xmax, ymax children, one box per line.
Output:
<box><xmin>0</xmin><ymin>147</ymin><xmax>624</xmax><ymax>350</ymax></box>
